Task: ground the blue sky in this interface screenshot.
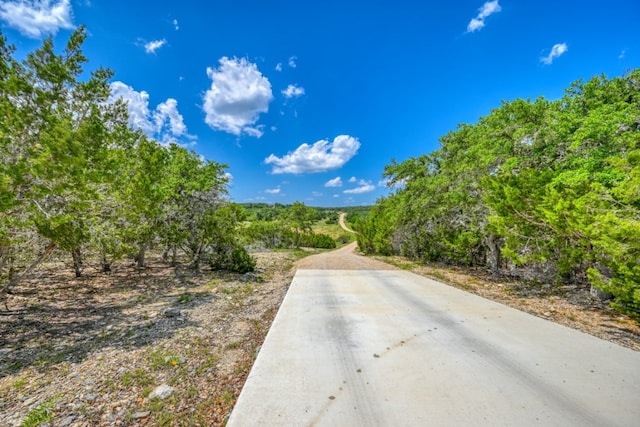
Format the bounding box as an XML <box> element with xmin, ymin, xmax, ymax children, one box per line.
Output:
<box><xmin>1</xmin><ymin>1</ymin><xmax>638</xmax><ymax>206</ymax></box>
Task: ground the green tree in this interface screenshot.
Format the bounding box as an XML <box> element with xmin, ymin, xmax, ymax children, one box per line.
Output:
<box><xmin>286</xmin><ymin>202</ymin><xmax>316</xmax><ymax>248</ymax></box>
<box><xmin>367</xmin><ymin>70</ymin><xmax>640</xmax><ymax>313</ymax></box>
<box><xmin>1</xmin><ymin>27</ymin><xmax>130</xmax><ymax>285</ymax></box>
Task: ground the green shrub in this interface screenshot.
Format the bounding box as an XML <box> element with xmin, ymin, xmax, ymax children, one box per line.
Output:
<box><xmin>210</xmin><ymin>245</ymin><xmax>256</xmax><ymax>273</ymax></box>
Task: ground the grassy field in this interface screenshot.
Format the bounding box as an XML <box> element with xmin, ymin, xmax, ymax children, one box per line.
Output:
<box><xmin>311</xmin><ymin>221</ymin><xmax>356</xmax><ymax>245</ymax></box>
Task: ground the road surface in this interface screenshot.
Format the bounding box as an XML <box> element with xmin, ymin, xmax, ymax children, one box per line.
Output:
<box><xmin>228</xmin><ymin>246</ymin><xmax>640</xmax><ymax>426</ymax></box>
<box><xmin>338</xmin><ymin>212</ymin><xmax>355</xmax><ymax>234</ymax></box>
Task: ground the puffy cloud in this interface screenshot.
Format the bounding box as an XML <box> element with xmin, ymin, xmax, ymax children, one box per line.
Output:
<box><xmin>265</xmin><ymin>187</ymin><xmax>281</xmax><ymax>194</ymax></box>
<box><xmin>288</xmin><ymin>56</ymin><xmax>297</xmax><ymax>68</ymax></box>
<box><xmin>203</xmin><ymin>57</ymin><xmax>273</xmax><ymax>137</ymax></box>
<box><xmin>348</xmin><ymin>176</ymin><xmax>357</xmax><ymax>183</ymax></box>
<box><xmin>109</xmin><ymin>81</ymin><xmax>154</xmax><ymax>134</ymax></box>
<box><xmin>325</xmin><ymin>177</ymin><xmax>343</xmax><ymax>187</ymax></box>
<box><xmin>275</xmin><ymin>63</ymin><xmax>283</xmax><ymax>72</ymax></box>
<box><xmin>265</xmin><ymin>135</ymin><xmax>360</xmax><ymax>174</ymax></box>
<box><xmin>282</xmin><ymin>84</ymin><xmax>305</xmax><ymax>98</ymax></box>
<box><xmin>154</xmin><ymin>98</ymin><xmax>187</xmax><ymax>139</ymax></box>
<box><xmin>172</xmin><ymin>19</ymin><xmax>179</xmax><ymax>30</ymax></box>
<box><xmin>466</xmin><ymin>1</ymin><xmax>501</xmax><ymax>33</ymax></box>
<box><xmin>109</xmin><ymin>81</ymin><xmax>192</xmax><ymax>144</ymax></box>
<box><xmin>540</xmin><ymin>43</ymin><xmax>568</xmax><ymax>65</ymax></box>
<box><xmin>144</xmin><ymin>39</ymin><xmax>166</xmax><ymax>54</ymax></box>
<box><xmin>344</xmin><ymin>179</ymin><xmax>376</xmax><ymax>194</ymax></box>
<box><xmin>0</xmin><ymin>0</ymin><xmax>74</xmax><ymax>38</ymax></box>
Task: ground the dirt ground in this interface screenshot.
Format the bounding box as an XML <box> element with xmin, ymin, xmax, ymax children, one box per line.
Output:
<box><xmin>1</xmin><ymin>244</ymin><xmax>638</xmax><ymax>426</ymax></box>
<box><xmin>0</xmin><ymin>251</ymin><xmax>300</xmax><ymax>426</ymax></box>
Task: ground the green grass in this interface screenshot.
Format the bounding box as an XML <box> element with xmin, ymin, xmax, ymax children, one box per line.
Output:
<box><xmin>311</xmin><ymin>222</ymin><xmax>357</xmax><ymax>246</ymax></box>
<box><xmin>221</xmin><ymin>284</ymin><xmax>254</xmax><ymax>295</ymax></box>
<box><xmin>195</xmin><ymin>353</ymin><xmax>220</xmax><ymax>375</ymax></box>
<box><xmin>148</xmin><ymin>348</ymin><xmax>183</xmax><ymax>370</ymax></box>
<box><xmin>121</xmin><ymin>368</ymin><xmax>154</xmax><ymax>387</ymax></box>
<box><xmin>225</xmin><ymin>341</ymin><xmax>241</xmax><ymax>350</ymax></box>
<box><xmin>22</xmin><ymin>397</ymin><xmax>57</xmax><ymax>427</ymax></box>
<box><xmin>177</xmin><ymin>293</ymin><xmax>192</xmax><ymax>304</ymax></box>
<box><xmin>219</xmin><ymin>389</ymin><xmax>234</xmax><ymax>405</ymax></box>
<box><xmin>12</xmin><ymin>377</ymin><xmax>27</xmax><ymax>390</ymax></box>
<box><xmin>311</xmin><ymin>222</ymin><xmax>345</xmax><ymax>238</ymax></box>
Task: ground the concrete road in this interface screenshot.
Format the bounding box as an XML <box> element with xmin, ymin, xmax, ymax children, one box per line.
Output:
<box><xmin>228</xmin><ymin>269</ymin><xmax>640</xmax><ymax>426</ymax></box>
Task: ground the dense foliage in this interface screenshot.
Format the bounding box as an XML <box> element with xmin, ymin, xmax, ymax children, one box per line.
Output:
<box><xmin>241</xmin><ymin>202</ymin><xmax>341</xmax><ymax>250</ymax></box>
<box><xmin>0</xmin><ymin>28</ymin><xmax>253</xmax><ymax>298</ymax></box>
<box><xmin>358</xmin><ymin>71</ymin><xmax>640</xmax><ymax>313</ymax></box>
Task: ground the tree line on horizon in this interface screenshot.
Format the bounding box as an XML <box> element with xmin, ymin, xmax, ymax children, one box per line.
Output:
<box><xmin>356</xmin><ymin>70</ymin><xmax>640</xmax><ymax>314</ymax></box>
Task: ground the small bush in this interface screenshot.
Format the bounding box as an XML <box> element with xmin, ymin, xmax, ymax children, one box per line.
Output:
<box><xmin>210</xmin><ymin>245</ymin><xmax>256</xmax><ymax>273</ymax></box>
<box><xmin>299</xmin><ymin>233</ymin><xmax>336</xmax><ymax>249</ymax></box>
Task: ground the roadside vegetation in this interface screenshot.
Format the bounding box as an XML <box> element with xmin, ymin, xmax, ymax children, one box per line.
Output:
<box><xmin>241</xmin><ymin>203</ymin><xmax>359</xmax><ymax>250</ymax></box>
<box><xmin>356</xmin><ymin>70</ymin><xmax>640</xmax><ymax>316</ymax></box>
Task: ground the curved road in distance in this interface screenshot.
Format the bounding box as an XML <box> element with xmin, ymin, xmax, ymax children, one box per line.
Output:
<box><xmin>338</xmin><ymin>212</ymin><xmax>355</xmax><ymax>234</ymax></box>
<box><xmin>228</xmin><ymin>237</ymin><xmax>640</xmax><ymax>426</ymax></box>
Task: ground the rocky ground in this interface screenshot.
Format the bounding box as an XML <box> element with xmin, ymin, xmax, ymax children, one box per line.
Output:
<box><xmin>1</xmin><ymin>245</ymin><xmax>638</xmax><ymax>426</ymax></box>
<box><xmin>0</xmin><ymin>251</ymin><xmax>301</xmax><ymax>426</ymax></box>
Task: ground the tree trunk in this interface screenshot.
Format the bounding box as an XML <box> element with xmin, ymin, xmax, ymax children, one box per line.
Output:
<box><xmin>486</xmin><ymin>234</ymin><xmax>502</xmax><ymax>276</ymax></box>
<box><xmin>135</xmin><ymin>243</ymin><xmax>146</xmax><ymax>268</ymax></box>
<box><xmin>189</xmin><ymin>243</ymin><xmax>204</xmax><ymax>272</ymax></box>
<box><xmin>71</xmin><ymin>247</ymin><xmax>83</xmax><ymax>277</ymax></box>
<box><xmin>3</xmin><ymin>242</ymin><xmax>57</xmax><ymax>307</ymax></box>
<box><xmin>101</xmin><ymin>256</ymin><xmax>111</xmax><ymax>273</ymax></box>
<box><xmin>190</xmin><ymin>251</ymin><xmax>200</xmax><ymax>272</ymax></box>
<box><xmin>171</xmin><ymin>246</ymin><xmax>177</xmax><ymax>266</ymax></box>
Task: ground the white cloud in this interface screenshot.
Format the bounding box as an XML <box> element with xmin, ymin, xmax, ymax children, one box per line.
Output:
<box><xmin>288</xmin><ymin>56</ymin><xmax>297</xmax><ymax>68</ymax></box>
<box><xmin>109</xmin><ymin>81</ymin><xmax>154</xmax><ymax>134</ymax></box>
<box><xmin>172</xmin><ymin>19</ymin><xmax>179</xmax><ymax>31</ymax></box>
<box><xmin>540</xmin><ymin>43</ymin><xmax>568</xmax><ymax>65</ymax></box>
<box><xmin>344</xmin><ymin>179</ymin><xmax>376</xmax><ymax>194</ymax></box>
<box><xmin>0</xmin><ymin>0</ymin><xmax>74</xmax><ymax>38</ymax></box>
<box><xmin>618</xmin><ymin>49</ymin><xmax>626</xmax><ymax>59</ymax></box>
<box><xmin>325</xmin><ymin>177</ymin><xmax>343</xmax><ymax>187</ymax></box>
<box><xmin>275</xmin><ymin>63</ymin><xmax>282</xmax><ymax>72</ymax></box>
<box><xmin>203</xmin><ymin>56</ymin><xmax>273</xmax><ymax>137</ymax></box>
<box><xmin>348</xmin><ymin>176</ymin><xmax>357</xmax><ymax>183</ymax></box>
<box><xmin>224</xmin><ymin>172</ymin><xmax>233</xmax><ymax>183</ymax></box>
<box><xmin>312</xmin><ymin>191</ymin><xmax>322</xmax><ymax>197</ymax></box>
<box><xmin>265</xmin><ymin>135</ymin><xmax>360</xmax><ymax>174</ymax></box>
<box><xmin>466</xmin><ymin>1</ymin><xmax>501</xmax><ymax>33</ymax></box>
<box><xmin>282</xmin><ymin>84</ymin><xmax>305</xmax><ymax>98</ymax></box>
<box><xmin>144</xmin><ymin>39</ymin><xmax>166</xmax><ymax>54</ymax></box>
<box><xmin>154</xmin><ymin>98</ymin><xmax>187</xmax><ymax>139</ymax></box>
<box><xmin>265</xmin><ymin>187</ymin><xmax>281</xmax><ymax>194</ymax></box>
<box><xmin>109</xmin><ymin>81</ymin><xmax>192</xmax><ymax>144</ymax></box>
